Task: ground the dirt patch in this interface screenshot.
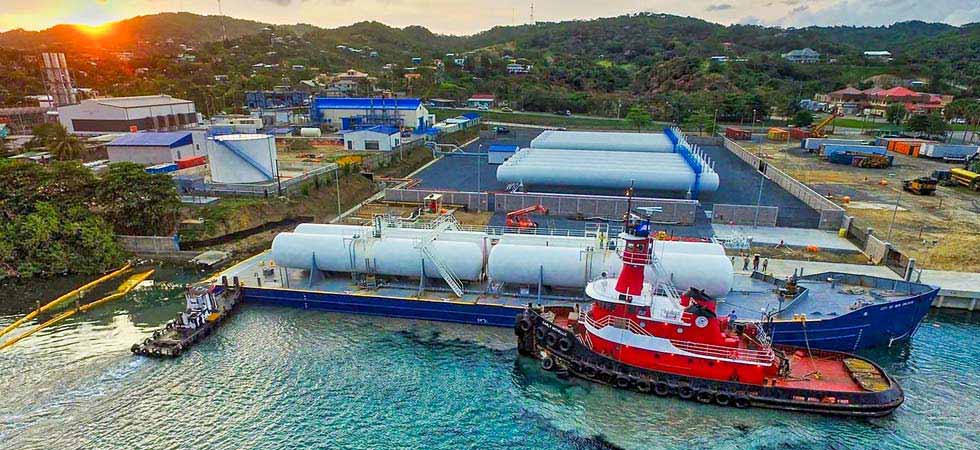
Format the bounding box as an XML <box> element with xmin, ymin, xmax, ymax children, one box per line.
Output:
<box><xmin>741</xmin><ymin>137</ymin><xmax>980</xmax><ymax>271</ymax></box>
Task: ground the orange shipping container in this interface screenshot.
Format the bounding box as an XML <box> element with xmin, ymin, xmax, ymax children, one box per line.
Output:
<box><xmin>892</xmin><ymin>141</ymin><xmax>921</xmax><ymax>157</ymax></box>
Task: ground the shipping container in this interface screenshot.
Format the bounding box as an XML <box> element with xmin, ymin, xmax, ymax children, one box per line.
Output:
<box><xmin>789</xmin><ymin>128</ymin><xmax>811</xmax><ymax>140</ymax></box>
<box><xmin>725</xmin><ymin>127</ymin><xmax>752</xmax><ymax>140</ymax></box>
<box><xmin>767</xmin><ymin>128</ymin><xmax>789</xmax><ymax>142</ymax></box>
<box><xmin>919</xmin><ymin>144</ymin><xmax>979</xmax><ymax>161</ymax></box>
<box><xmin>891</xmin><ymin>141</ymin><xmax>921</xmax><ymax>157</ymax></box>
<box><xmin>802</xmin><ymin>138</ymin><xmax>866</xmax><ymax>151</ymax></box>
<box><xmin>819</xmin><ymin>144</ymin><xmax>888</xmax><ymax>158</ymax></box>
<box><xmin>828</xmin><ymin>151</ymin><xmax>893</xmax><ymax>167</ymax></box>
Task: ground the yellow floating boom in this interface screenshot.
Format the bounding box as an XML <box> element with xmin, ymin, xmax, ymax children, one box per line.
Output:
<box><xmin>0</xmin><ymin>269</ymin><xmax>153</xmax><ymax>351</ymax></box>
<box><xmin>0</xmin><ymin>263</ymin><xmax>132</xmax><ymax>340</ymax></box>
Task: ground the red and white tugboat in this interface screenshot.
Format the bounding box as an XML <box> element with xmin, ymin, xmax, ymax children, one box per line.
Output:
<box><xmin>515</xmin><ymin>201</ymin><xmax>904</xmax><ymax>417</ymax></box>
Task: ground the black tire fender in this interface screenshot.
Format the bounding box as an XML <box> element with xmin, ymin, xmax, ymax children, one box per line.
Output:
<box><xmin>696</xmin><ymin>390</ymin><xmax>715</xmax><ymax>404</ymax></box>
<box><xmin>582</xmin><ymin>365</ymin><xmax>598</xmax><ymax>378</ymax></box>
<box><xmin>534</xmin><ymin>327</ymin><xmax>546</xmax><ymax>341</ymax></box>
<box><xmin>654</xmin><ymin>382</ymin><xmax>671</xmax><ymax>396</ymax></box>
<box><xmin>678</xmin><ymin>386</ymin><xmax>695</xmax><ymax>400</ymax></box>
<box><xmin>715</xmin><ymin>392</ymin><xmax>732</xmax><ymax>407</ymax></box>
<box><xmin>541</xmin><ymin>355</ymin><xmax>556</xmax><ymax>371</ymax></box>
<box><xmin>518</xmin><ymin>318</ymin><xmax>533</xmax><ymax>332</ymax></box>
<box><xmin>558</xmin><ymin>336</ymin><xmax>573</xmax><ymax>352</ymax></box>
<box><xmin>636</xmin><ymin>380</ymin><xmax>652</xmax><ymax>393</ymax></box>
<box><xmin>615</xmin><ymin>376</ymin><xmax>630</xmax><ymax>388</ymax></box>
<box><xmin>545</xmin><ymin>333</ymin><xmax>559</xmax><ymax>347</ymax></box>
<box><xmin>734</xmin><ymin>396</ymin><xmax>750</xmax><ymax>408</ymax></box>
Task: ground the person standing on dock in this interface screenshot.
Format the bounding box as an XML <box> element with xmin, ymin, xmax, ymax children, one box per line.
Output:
<box><xmin>742</xmin><ymin>255</ymin><xmax>750</xmax><ymax>271</ymax></box>
<box><xmin>752</xmin><ymin>254</ymin><xmax>760</xmax><ymax>271</ymax></box>
<box><xmin>762</xmin><ymin>258</ymin><xmax>769</xmax><ymax>273</ymax></box>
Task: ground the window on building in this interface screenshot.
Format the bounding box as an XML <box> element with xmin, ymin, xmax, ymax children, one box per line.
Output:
<box><xmin>364</xmin><ymin>140</ymin><xmax>380</xmax><ymax>150</ymax></box>
<box><xmin>347</xmin><ymin>140</ymin><xmax>353</xmax><ymax>150</ymax></box>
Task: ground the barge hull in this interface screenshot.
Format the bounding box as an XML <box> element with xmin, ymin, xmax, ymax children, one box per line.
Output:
<box><xmin>239</xmin><ymin>285</ymin><xmax>938</xmax><ymax>352</ymax></box>
<box><xmin>244</xmin><ymin>287</ymin><xmax>523</xmax><ymax>327</ymax></box>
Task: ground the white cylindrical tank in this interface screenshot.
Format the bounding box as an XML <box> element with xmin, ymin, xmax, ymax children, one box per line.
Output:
<box><xmin>292</xmin><ymin>223</ymin><xmax>490</xmax><ymax>243</ymax></box>
<box><xmin>207</xmin><ymin>134</ymin><xmax>278</xmax><ymax>184</ymax></box>
<box><xmin>487</xmin><ymin>243</ymin><xmax>732</xmax><ymax>297</ymax></box>
<box><xmin>487</xmin><ymin>244</ymin><xmax>618</xmax><ymax>288</ymax></box>
<box><xmin>531</xmin><ymin>130</ymin><xmax>675</xmax><ymax>153</ymax></box>
<box><xmin>299</xmin><ymin>128</ymin><xmax>322</xmax><ymax>137</ymax></box>
<box><xmin>496</xmin><ymin>148</ymin><xmax>720</xmax><ymax>193</ymax></box>
<box><xmin>271</xmin><ymin>233</ymin><xmax>484</xmax><ymax>281</ymax></box>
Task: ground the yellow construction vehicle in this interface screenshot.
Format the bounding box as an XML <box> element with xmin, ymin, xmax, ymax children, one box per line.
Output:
<box><xmin>902</xmin><ymin>177</ymin><xmax>938</xmax><ymax>195</ymax></box>
<box><xmin>810</xmin><ymin>109</ymin><xmax>842</xmax><ymax>138</ymax></box>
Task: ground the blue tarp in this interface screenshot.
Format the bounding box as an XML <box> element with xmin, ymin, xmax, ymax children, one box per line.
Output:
<box><xmin>461</xmin><ymin>112</ymin><xmax>481</xmax><ymax>120</ymax></box>
<box><xmin>108</xmin><ymin>132</ymin><xmax>192</xmax><ymax>148</ymax></box>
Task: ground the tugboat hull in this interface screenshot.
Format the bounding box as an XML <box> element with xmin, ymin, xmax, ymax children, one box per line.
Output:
<box><xmin>516</xmin><ymin>309</ymin><xmax>904</xmax><ymax>417</ymax></box>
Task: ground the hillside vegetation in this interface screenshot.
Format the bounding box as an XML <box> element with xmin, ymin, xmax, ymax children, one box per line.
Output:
<box><xmin>2</xmin><ymin>13</ymin><xmax>978</xmax><ymax>122</ymax></box>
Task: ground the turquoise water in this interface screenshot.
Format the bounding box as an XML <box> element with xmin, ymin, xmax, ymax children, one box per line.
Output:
<box><xmin>1</xmin><ymin>282</ymin><xmax>978</xmax><ymax>450</ymax></box>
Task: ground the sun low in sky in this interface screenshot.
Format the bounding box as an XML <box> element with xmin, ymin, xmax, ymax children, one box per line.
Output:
<box><xmin>2</xmin><ymin>0</ymin><xmax>979</xmax><ymax>35</ymax></box>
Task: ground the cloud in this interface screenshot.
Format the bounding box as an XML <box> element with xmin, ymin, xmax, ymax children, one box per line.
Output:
<box><xmin>774</xmin><ymin>0</ymin><xmax>980</xmax><ymax>27</ymax></box>
<box><xmin>706</xmin><ymin>3</ymin><xmax>733</xmax><ymax>11</ymax></box>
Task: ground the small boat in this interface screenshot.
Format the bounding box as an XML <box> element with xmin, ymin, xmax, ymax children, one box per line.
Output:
<box><xmin>515</xmin><ymin>206</ymin><xmax>903</xmax><ymax>417</ymax></box>
<box><xmin>132</xmin><ymin>278</ymin><xmax>242</xmax><ymax>358</ymax></box>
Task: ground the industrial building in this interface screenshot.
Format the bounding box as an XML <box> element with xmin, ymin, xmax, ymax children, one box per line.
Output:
<box><xmin>309</xmin><ymin>97</ymin><xmax>433</xmax><ymax>130</ymax></box>
<box><xmin>106</xmin><ymin>131</ymin><xmax>201</xmax><ymax>165</ymax></box>
<box><xmin>57</xmin><ymin>95</ymin><xmax>200</xmax><ymax>135</ymax></box>
<box><xmin>0</xmin><ymin>106</ymin><xmax>56</xmax><ymax>134</ymax></box>
<box><xmin>343</xmin><ymin>126</ymin><xmax>402</xmax><ymax>151</ymax></box>
<box><xmin>245</xmin><ymin>91</ymin><xmax>308</xmax><ymax>109</ymax></box>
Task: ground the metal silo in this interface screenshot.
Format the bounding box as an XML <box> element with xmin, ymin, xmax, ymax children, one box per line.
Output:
<box><xmin>207</xmin><ymin>134</ymin><xmax>278</xmax><ymax>184</ymax></box>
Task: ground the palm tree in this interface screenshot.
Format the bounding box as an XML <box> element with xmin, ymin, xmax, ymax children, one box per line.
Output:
<box><xmin>48</xmin><ymin>125</ymin><xmax>85</xmax><ymax>161</ymax></box>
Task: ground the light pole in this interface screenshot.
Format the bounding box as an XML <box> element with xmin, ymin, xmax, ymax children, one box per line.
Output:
<box><xmin>752</xmin><ymin>108</ymin><xmax>757</xmax><ymax>132</ymax></box>
<box><xmin>713</xmin><ymin>108</ymin><xmax>718</xmax><ymax>136</ymax></box>
<box><xmin>754</xmin><ymin>173</ymin><xmax>768</xmax><ymax>228</ymax></box>
<box><xmin>886</xmin><ymin>174</ymin><xmax>901</xmax><ymax>242</ymax></box>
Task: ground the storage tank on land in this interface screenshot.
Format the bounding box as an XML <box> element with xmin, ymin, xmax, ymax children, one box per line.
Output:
<box><xmin>496</xmin><ymin>148</ymin><xmax>720</xmax><ymax>193</ymax></box>
<box><xmin>300</xmin><ymin>128</ymin><xmax>322</xmax><ymax>137</ymax></box>
<box><xmin>271</xmin><ymin>232</ymin><xmax>485</xmax><ymax>281</ymax></box>
<box><xmin>531</xmin><ymin>130</ymin><xmax>674</xmax><ymax>153</ymax></box>
<box><xmin>207</xmin><ymin>134</ymin><xmax>278</xmax><ymax>184</ymax></box>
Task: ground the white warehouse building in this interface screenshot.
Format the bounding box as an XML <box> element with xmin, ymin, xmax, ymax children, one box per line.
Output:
<box><xmin>343</xmin><ymin>126</ymin><xmax>402</xmax><ymax>151</ymax></box>
<box><xmin>57</xmin><ymin>94</ymin><xmax>201</xmax><ymax>135</ymax></box>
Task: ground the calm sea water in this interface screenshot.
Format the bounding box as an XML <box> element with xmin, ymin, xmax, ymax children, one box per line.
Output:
<box><xmin>0</xmin><ymin>278</ymin><xmax>978</xmax><ymax>450</ymax></box>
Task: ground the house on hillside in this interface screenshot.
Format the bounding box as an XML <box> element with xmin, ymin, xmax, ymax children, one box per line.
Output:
<box><xmin>782</xmin><ymin>48</ymin><xmax>820</xmax><ymax>64</ymax></box>
<box><xmin>863</xmin><ymin>51</ymin><xmax>893</xmax><ymax>62</ymax></box>
<box><xmin>467</xmin><ymin>94</ymin><xmax>495</xmax><ymax>109</ymax></box>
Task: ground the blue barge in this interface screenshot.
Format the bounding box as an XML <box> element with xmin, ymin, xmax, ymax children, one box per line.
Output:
<box><xmin>220</xmin><ymin>252</ymin><xmax>938</xmax><ymax>352</ymax></box>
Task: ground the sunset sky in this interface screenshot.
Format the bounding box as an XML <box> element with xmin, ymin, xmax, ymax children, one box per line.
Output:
<box><xmin>2</xmin><ymin>0</ymin><xmax>979</xmax><ymax>35</ymax></box>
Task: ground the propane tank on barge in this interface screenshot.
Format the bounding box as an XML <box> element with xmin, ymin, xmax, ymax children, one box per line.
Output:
<box><xmin>515</xmin><ymin>200</ymin><xmax>904</xmax><ymax>417</ymax></box>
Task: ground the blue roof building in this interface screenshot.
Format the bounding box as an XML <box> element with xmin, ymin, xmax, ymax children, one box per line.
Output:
<box><xmin>106</xmin><ymin>131</ymin><xmax>203</xmax><ymax>165</ymax></box>
<box><xmin>309</xmin><ymin>97</ymin><xmax>432</xmax><ymax>131</ymax></box>
<box><xmin>107</xmin><ymin>131</ymin><xmax>193</xmax><ymax>148</ymax></box>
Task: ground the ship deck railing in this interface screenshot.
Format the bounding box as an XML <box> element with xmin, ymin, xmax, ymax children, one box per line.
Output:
<box><xmin>582</xmin><ymin>312</ymin><xmax>776</xmax><ymax>364</ymax></box>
